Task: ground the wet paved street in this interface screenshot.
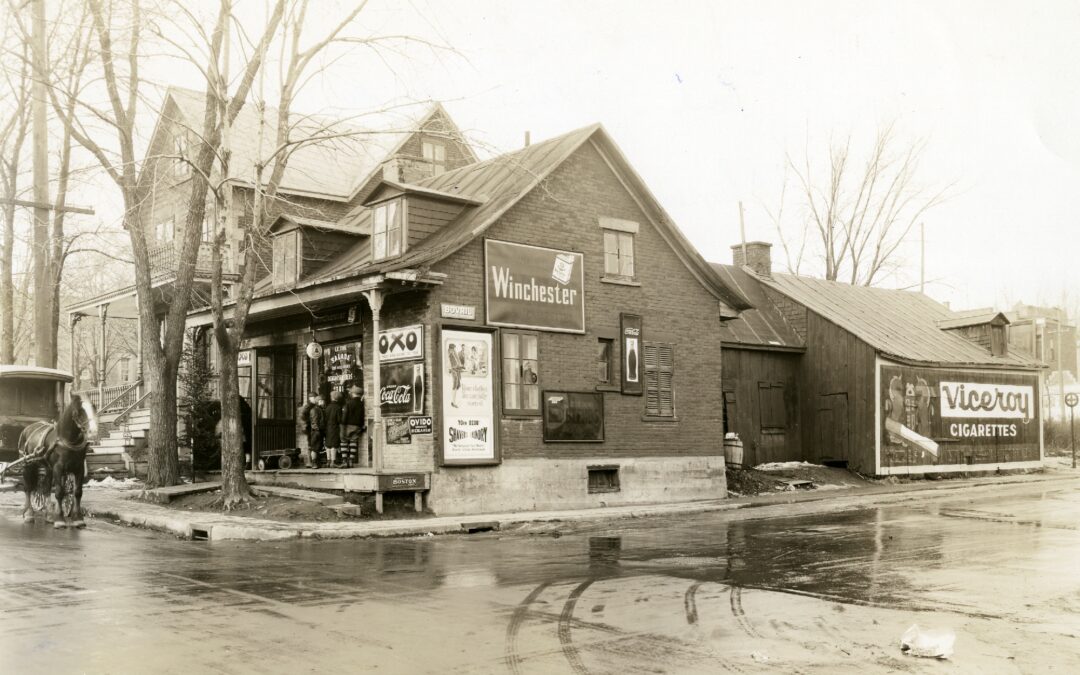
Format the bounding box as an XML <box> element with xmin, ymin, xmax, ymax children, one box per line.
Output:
<box><xmin>3</xmin><ymin>479</ymin><xmax>1080</xmax><ymax>674</ymax></box>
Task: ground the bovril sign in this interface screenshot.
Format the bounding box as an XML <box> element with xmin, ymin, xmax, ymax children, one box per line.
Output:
<box><xmin>485</xmin><ymin>239</ymin><xmax>585</xmax><ymax>333</ymax></box>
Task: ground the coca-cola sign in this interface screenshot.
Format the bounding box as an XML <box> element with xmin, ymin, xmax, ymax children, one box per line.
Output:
<box><xmin>380</xmin><ymin>362</ymin><xmax>424</xmax><ymax>416</ymax></box>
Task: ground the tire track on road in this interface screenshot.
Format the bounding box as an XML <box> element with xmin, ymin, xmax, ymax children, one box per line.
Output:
<box><xmin>558</xmin><ymin>579</ymin><xmax>595</xmax><ymax>674</ymax></box>
<box><xmin>503</xmin><ymin>581</ymin><xmax>551</xmax><ymax>675</ymax></box>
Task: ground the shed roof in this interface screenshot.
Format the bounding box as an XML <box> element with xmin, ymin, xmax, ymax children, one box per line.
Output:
<box><xmin>761</xmin><ymin>273</ymin><xmax>1042</xmax><ymax>369</ymax></box>
<box><xmin>711</xmin><ymin>264</ymin><xmax>804</xmax><ymax>350</ymax></box>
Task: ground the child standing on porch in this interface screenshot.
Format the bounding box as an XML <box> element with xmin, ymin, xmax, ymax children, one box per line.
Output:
<box><xmin>308</xmin><ymin>394</ymin><xmax>326</xmax><ymax>468</ymax></box>
<box><xmin>324</xmin><ymin>391</ymin><xmax>344</xmax><ymax>468</ymax></box>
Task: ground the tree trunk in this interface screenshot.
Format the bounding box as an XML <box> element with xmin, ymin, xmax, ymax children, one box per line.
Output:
<box><xmin>144</xmin><ymin>338</ymin><xmax>180</xmax><ymax>487</ymax></box>
<box><xmin>216</xmin><ymin>337</ymin><xmax>252</xmax><ymax>508</ymax></box>
<box><xmin>0</xmin><ymin>197</ymin><xmax>14</xmax><ymax>364</ymax></box>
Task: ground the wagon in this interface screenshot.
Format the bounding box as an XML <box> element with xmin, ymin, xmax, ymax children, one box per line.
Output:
<box><xmin>255</xmin><ymin>446</ymin><xmax>302</xmax><ymax>470</ymax></box>
<box><xmin>0</xmin><ymin>366</ymin><xmax>82</xmax><ymax>519</ymax></box>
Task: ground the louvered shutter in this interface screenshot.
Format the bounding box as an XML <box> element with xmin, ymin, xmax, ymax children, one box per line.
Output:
<box><xmin>644</xmin><ymin>343</ymin><xmax>675</xmax><ymax>417</ymax></box>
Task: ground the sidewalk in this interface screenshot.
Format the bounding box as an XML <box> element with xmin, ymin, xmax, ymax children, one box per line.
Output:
<box><xmin>3</xmin><ymin>468</ymin><xmax>1078</xmax><ymax>541</ymax></box>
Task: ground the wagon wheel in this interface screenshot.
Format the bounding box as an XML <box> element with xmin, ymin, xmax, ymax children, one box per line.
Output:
<box><xmin>278</xmin><ymin>455</ymin><xmax>293</xmax><ymax>470</ymax></box>
<box><xmin>60</xmin><ymin>473</ymin><xmax>79</xmax><ymax>520</ymax></box>
<box><xmin>30</xmin><ymin>466</ymin><xmax>50</xmax><ymax>513</ymax></box>
<box><xmin>257</xmin><ymin>458</ymin><xmax>267</xmax><ymax>471</ymax></box>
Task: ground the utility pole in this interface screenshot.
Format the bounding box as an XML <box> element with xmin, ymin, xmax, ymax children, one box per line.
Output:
<box><xmin>31</xmin><ymin>0</ymin><xmax>51</xmax><ymax>367</ymax></box>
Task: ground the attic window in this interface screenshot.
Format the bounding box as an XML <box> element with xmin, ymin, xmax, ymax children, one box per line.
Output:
<box><xmin>373</xmin><ymin>199</ymin><xmax>404</xmax><ymax>261</ymax></box>
<box><xmin>422</xmin><ymin>141</ymin><xmax>446</xmax><ymax>176</ymax></box>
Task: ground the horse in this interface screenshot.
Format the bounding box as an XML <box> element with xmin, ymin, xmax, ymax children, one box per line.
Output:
<box><xmin>19</xmin><ymin>394</ymin><xmax>98</xmax><ymax>528</ymax></box>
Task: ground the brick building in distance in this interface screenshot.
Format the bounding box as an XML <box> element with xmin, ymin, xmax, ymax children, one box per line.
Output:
<box><xmin>186</xmin><ymin>123</ymin><xmax>748</xmax><ymax>514</ymax></box>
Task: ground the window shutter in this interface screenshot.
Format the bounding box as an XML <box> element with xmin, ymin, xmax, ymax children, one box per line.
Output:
<box><xmin>644</xmin><ymin>343</ymin><xmax>674</xmax><ymax>417</ymax></box>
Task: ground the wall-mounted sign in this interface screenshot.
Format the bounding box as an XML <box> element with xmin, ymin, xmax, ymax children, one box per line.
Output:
<box><xmin>305</xmin><ymin>342</ymin><xmax>323</xmax><ymax>359</ymax></box>
<box><xmin>441</xmin><ymin>303</ymin><xmax>476</xmax><ymax>321</ymax></box>
<box><xmin>620</xmin><ymin>313</ymin><xmax>643</xmax><ymax>396</ymax></box>
<box><xmin>386</xmin><ymin>417</ymin><xmax>412</xmax><ymax>445</ymax></box>
<box><xmin>237</xmin><ymin>350</ymin><xmax>252</xmax><ymax>367</ymax></box>
<box><xmin>485</xmin><ymin>239</ymin><xmax>585</xmax><ymax>334</ymax></box>
<box><xmin>380</xmin><ymin>362</ymin><xmax>424</xmax><ymax>417</ymax></box>
<box><xmin>379</xmin><ymin>324</ymin><xmax>423</xmax><ymax>362</ymax></box>
<box><xmin>880</xmin><ymin>364</ymin><xmax>1040</xmax><ymax>470</ymax></box>
<box><xmin>377</xmin><ymin>473</ymin><xmax>425</xmax><ymax>491</ymax></box>
<box><xmin>441</xmin><ymin>328</ymin><xmax>498</xmax><ymax>464</ymax></box>
<box><xmin>543</xmin><ymin>391</ymin><xmax>605</xmax><ymax>442</ymax></box>
<box><xmin>409</xmin><ymin>416</ymin><xmax>433</xmax><ymax>434</ymax></box>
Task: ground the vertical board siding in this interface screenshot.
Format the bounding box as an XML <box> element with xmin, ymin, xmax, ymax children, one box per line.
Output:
<box><xmin>721</xmin><ymin>348</ymin><xmax>802</xmax><ymax>466</ymax></box>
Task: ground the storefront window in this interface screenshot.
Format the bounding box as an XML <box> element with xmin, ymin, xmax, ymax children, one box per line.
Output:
<box><xmin>502</xmin><ymin>331</ymin><xmax>539</xmax><ymax>414</ymax></box>
<box><xmin>321</xmin><ymin>340</ymin><xmax>363</xmax><ymax>400</ymax></box>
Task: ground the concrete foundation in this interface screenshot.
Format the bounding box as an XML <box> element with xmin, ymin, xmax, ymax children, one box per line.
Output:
<box><xmin>427</xmin><ymin>455</ymin><xmax>727</xmax><ymax>516</ymax></box>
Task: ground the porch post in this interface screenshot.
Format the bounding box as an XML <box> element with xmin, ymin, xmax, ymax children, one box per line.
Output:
<box><xmin>69</xmin><ymin>313</ymin><xmax>82</xmax><ymax>388</ymax></box>
<box><xmin>364</xmin><ymin>288</ymin><xmax>384</xmax><ymax>471</ymax></box>
<box><xmin>98</xmin><ymin>303</ymin><xmax>108</xmax><ymax>407</ymax></box>
<box><xmin>135</xmin><ymin>297</ymin><xmax>144</xmax><ymax>398</ymax></box>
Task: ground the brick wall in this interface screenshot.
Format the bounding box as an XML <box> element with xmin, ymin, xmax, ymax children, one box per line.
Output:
<box><xmin>425</xmin><ymin>140</ymin><xmax>726</xmax><ymax>461</ymax></box>
<box><xmin>763</xmin><ymin>285</ymin><xmax>808</xmax><ymax>340</ymax></box>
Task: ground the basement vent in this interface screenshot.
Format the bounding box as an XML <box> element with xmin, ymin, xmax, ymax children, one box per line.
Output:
<box><xmin>190</xmin><ymin>528</ymin><xmax>210</xmax><ymax>541</ymax></box>
<box><xmin>588</xmin><ymin>465</ymin><xmax>620</xmax><ymax>494</ymax></box>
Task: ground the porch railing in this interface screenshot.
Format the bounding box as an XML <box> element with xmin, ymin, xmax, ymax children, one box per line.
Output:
<box><xmin>148</xmin><ymin>241</ymin><xmax>232</xmax><ymax>280</ymax></box>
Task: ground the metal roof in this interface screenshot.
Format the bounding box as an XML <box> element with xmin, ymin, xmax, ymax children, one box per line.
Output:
<box><xmin>310</xmin><ymin>124</ymin><xmax>750</xmax><ymax>310</ymax></box>
<box><xmin>712</xmin><ymin>264</ymin><xmax>804</xmax><ymax>350</ymax></box>
<box><xmin>761</xmin><ymin>273</ymin><xmax>1042</xmax><ymax>369</ymax></box>
<box><xmin>0</xmin><ymin>366</ymin><xmax>74</xmax><ymax>382</ymax></box>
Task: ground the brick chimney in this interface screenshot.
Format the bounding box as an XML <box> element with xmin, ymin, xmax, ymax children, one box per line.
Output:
<box><xmin>731</xmin><ymin>241</ymin><xmax>773</xmax><ymax>278</ymax></box>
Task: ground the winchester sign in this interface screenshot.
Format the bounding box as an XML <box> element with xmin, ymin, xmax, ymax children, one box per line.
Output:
<box><xmin>485</xmin><ymin>239</ymin><xmax>585</xmax><ymax>333</ymax></box>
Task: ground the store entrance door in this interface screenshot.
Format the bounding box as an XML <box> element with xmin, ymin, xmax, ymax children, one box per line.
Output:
<box><xmin>253</xmin><ymin>347</ymin><xmax>296</xmax><ymax>468</ymax></box>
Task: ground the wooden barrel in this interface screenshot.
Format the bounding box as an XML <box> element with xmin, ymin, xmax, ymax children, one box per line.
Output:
<box><xmin>723</xmin><ymin>436</ymin><xmax>744</xmax><ymax>469</ymax></box>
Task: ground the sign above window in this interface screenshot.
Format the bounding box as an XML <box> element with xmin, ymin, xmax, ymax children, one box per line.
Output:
<box><xmin>378</xmin><ymin>324</ymin><xmax>423</xmax><ymax>362</ymax></box>
<box><xmin>484</xmin><ymin>239</ymin><xmax>585</xmax><ymax>334</ymax></box>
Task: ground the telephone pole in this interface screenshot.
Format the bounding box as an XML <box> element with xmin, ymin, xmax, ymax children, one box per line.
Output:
<box><xmin>31</xmin><ymin>0</ymin><xmax>52</xmax><ymax>367</ymax></box>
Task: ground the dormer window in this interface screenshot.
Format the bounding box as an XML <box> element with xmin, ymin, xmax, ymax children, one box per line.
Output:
<box><xmin>272</xmin><ymin>230</ymin><xmax>300</xmax><ymax>287</ymax></box>
<box><xmin>422</xmin><ymin>140</ymin><xmax>446</xmax><ymax>176</ymax></box>
<box><xmin>373</xmin><ymin>199</ymin><xmax>404</xmax><ymax>261</ymax></box>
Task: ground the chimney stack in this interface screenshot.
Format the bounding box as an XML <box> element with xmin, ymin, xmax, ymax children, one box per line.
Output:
<box><xmin>524</xmin><ymin>131</ymin><xmax>531</xmax><ymax>147</ymax></box>
<box><xmin>731</xmin><ymin>241</ymin><xmax>773</xmax><ymax>278</ymax></box>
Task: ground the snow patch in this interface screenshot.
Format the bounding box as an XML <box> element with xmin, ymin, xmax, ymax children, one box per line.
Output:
<box><xmin>753</xmin><ymin>461</ymin><xmax>820</xmax><ymax>471</ymax></box>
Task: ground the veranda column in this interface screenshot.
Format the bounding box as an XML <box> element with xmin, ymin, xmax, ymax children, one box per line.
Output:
<box><xmin>97</xmin><ymin>304</ymin><xmax>108</xmax><ymax>408</ymax></box>
<box><xmin>363</xmin><ymin>288</ymin><xmax>384</xmax><ymax>471</ymax></box>
<box><xmin>69</xmin><ymin>313</ymin><xmax>82</xmax><ymax>387</ymax></box>
<box><xmin>135</xmin><ymin>298</ymin><xmax>143</xmax><ymax>398</ymax></box>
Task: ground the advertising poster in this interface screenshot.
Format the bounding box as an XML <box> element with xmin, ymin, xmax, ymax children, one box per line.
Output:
<box><xmin>485</xmin><ymin>239</ymin><xmax>585</xmax><ymax>333</ymax></box>
<box><xmin>378</xmin><ymin>325</ymin><xmax>423</xmax><ymax>362</ymax></box>
<box><xmin>380</xmin><ymin>362</ymin><xmax>424</xmax><ymax>417</ymax></box>
<box><xmin>620</xmin><ymin>313</ymin><xmax>643</xmax><ymax>395</ymax></box>
<box><xmin>880</xmin><ymin>363</ymin><xmax>1040</xmax><ymax>469</ymax></box>
<box><xmin>441</xmin><ymin>329</ymin><xmax>497</xmax><ymax>463</ymax></box>
<box><xmin>385</xmin><ymin>417</ymin><xmax>412</xmax><ymax>445</ymax></box>
<box><xmin>543</xmin><ymin>391</ymin><xmax>605</xmax><ymax>442</ymax></box>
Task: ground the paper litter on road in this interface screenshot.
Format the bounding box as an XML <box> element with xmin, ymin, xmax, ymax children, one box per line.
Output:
<box><xmin>754</xmin><ymin>461</ymin><xmax>819</xmax><ymax>471</ymax></box>
<box><xmin>900</xmin><ymin>624</ymin><xmax>955</xmax><ymax>659</ymax></box>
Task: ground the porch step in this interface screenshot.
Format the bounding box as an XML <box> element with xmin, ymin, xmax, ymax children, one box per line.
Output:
<box><xmin>94</xmin><ymin>436</ymin><xmax>138</xmax><ymax>451</ymax></box>
<box><xmin>251</xmin><ymin>485</ymin><xmax>344</xmax><ymax>506</ymax></box>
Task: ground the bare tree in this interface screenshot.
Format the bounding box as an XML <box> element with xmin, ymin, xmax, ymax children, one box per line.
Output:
<box><xmin>775</xmin><ymin>124</ymin><xmax>950</xmax><ymax>287</ymax></box>
<box><xmin>210</xmin><ymin>0</ymin><xmax>369</xmax><ymax>508</ymax></box>
<box><xmin>34</xmin><ymin>0</ymin><xmax>284</xmax><ymax>487</ymax></box>
<box><xmin>0</xmin><ymin>21</ymin><xmax>31</xmax><ymax>364</ymax></box>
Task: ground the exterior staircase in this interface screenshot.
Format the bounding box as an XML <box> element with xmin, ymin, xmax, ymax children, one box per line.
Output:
<box><xmin>89</xmin><ymin>402</ymin><xmax>151</xmax><ymax>478</ymax></box>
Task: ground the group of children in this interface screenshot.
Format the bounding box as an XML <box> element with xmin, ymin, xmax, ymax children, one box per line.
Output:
<box><xmin>299</xmin><ymin>384</ymin><xmax>366</xmax><ymax>469</ymax></box>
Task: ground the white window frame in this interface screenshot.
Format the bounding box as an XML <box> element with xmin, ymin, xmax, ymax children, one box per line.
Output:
<box><xmin>155</xmin><ymin>216</ymin><xmax>174</xmax><ymax>244</ymax></box>
<box><xmin>372</xmin><ymin>199</ymin><xmax>405</xmax><ymax>261</ymax></box>
<box><xmin>599</xmin><ymin>217</ymin><xmax>638</xmax><ymax>281</ymax></box>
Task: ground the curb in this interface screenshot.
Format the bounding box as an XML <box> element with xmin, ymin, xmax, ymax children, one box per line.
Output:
<box><xmin>66</xmin><ymin>471</ymin><xmax>1078</xmax><ymax>542</ymax></box>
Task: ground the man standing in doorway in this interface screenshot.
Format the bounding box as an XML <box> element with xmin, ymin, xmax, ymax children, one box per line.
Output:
<box><xmin>343</xmin><ymin>384</ymin><xmax>367</xmax><ymax>467</ymax></box>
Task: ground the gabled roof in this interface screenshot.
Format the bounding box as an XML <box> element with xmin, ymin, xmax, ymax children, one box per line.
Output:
<box><xmin>712</xmin><ymin>264</ymin><xmax>804</xmax><ymax>350</ymax></box>
<box><xmin>310</xmin><ymin>124</ymin><xmax>750</xmax><ymax>311</ymax></box>
<box><xmin>269</xmin><ymin>215</ymin><xmax>366</xmax><ymax>236</ymax></box>
<box><xmin>161</xmin><ymin>88</ymin><xmax>463</xmax><ymax>201</ymax></box>
<box><xmin>363</xmin><ymin>179</ymin><xmax>485</xmax><ymax>207</ymax></box>
<box><xmin>762</xmin><ymin>273</ymin><xmax>1042</xmax><ymax>369</ymax></box>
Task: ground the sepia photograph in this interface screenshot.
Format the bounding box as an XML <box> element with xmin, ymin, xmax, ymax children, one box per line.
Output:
<box><xmin>0</xmin><ymin>0</ymin><xmax>1078</xmax><ymax>672</ymax></box>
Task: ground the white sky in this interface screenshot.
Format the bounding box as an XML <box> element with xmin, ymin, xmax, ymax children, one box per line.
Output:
<box><xmin>68</xmin><ymin>0</ymin><xmax>1080</xmax><ymax>312</ymax></box>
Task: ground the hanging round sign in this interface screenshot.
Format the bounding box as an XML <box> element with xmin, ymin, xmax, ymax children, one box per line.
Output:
<box><xmin>305</xmin><ymin>341</ymin><xmax>323</xmax><ymax>359</ymax></box>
